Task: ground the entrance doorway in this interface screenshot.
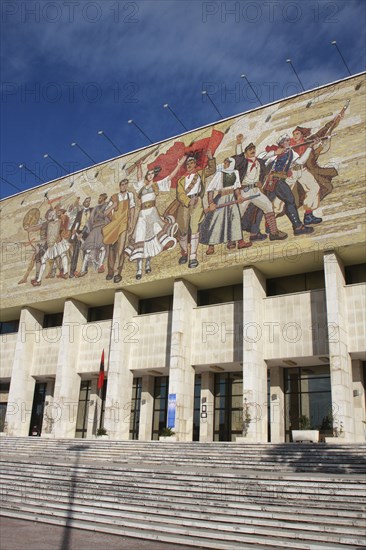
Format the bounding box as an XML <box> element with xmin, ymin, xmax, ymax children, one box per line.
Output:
<box><xmin>75</xmin><ymin>380</ymin><xmax>91</xmax><ymax>438</ymax></box>
<box><xmin>284</xmin><ymin>366</ymin><xmax>332</xmax><ymax>441</ymax></box>
<box><xmin>193</xmin><ymin>374</ymin><xmax>201</xmax><ymax>441</ymax></box>
<box><xmin>214</xmin><ymin>372</ymin><xmax>242</xmax><ymax>441</ymax></box>
<box><xmin>152</xmin><ymin>376</ymin><xmax>169</xmax><ymax>440</ymax></box>
<box><xmin>129</xmin><ymin>378</ymin><xmax>142</xmax><ymax>440</ymax></box>
<box><xmin>29</xmin><ymin>382</ymin><xmax>47</xmax><ymax>436</ymax></box>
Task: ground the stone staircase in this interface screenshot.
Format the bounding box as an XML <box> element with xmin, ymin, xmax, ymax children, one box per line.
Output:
<box><xmin>1</xmin><ymin>438</ymin><xmax>365</xmax><ymax>549</ymax></box>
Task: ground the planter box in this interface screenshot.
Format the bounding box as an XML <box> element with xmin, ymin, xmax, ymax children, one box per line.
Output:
<box><xmin>292</xmin><ymin>430</ymin><xmax>319</xmax><ymax>443</ymax></box>
<box><xmin>96</xmin><ymin>435</ymin><xmax>109</xmax><ymax>440</ymax></box>
<box><xmin>159</xmin><ymin>436</ymin><xmax>177</xmax><ymax>442</ymax></box>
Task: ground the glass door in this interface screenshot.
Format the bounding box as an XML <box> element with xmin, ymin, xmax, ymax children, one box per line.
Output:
<box><xmin>193</xmin><ymin>374</ymin><xmax>201</xmax><ymax>441</ymax></box>
<box><xmin>214</xmin><ymin>372</ymin><xmax>243</xmax><ymax>441</ymax></box>
<box><xmin>75</xmin><ymin>380</ymin><xmax>91</xmax><ymax>438</ymax></box>
<box><xmin>152</xmin><ymin>376</ymin><xmax>169</xmax><ymax>440</ymax></box>
<box><xmin>29</xmin><ymin>382</ymin><xmax>47</xmax><ymax>436</ymax></box>
<box><xmin>129</xmin><ymin>378</ymin><xmax>142</xmax><ymax>440</ymax></box>
<box><xmin>284</xmin><ymin>366</ymin><xmax>332</xmax><ymax>441</ymax></box>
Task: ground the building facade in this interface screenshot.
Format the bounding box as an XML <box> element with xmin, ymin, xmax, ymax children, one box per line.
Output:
<box><xmin>1</xmin><ymin>74</ymin><xmax>365</xmax><ymax>443</ymax></box>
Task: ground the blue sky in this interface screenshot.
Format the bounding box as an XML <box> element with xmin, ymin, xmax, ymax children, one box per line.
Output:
<box><xmin>1</xmin><ymin>0</ymin><xmax>365</xmax><ymax>198</ymax></box>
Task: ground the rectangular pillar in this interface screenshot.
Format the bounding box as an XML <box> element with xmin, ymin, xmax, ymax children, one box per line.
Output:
<box><xmin>167</xmin><ymin>279</ymin><xmax>197</xmax><ymax>441</ymax></box>
<box><xmin>324</xmin><ymin>251</ymin><xmax>354</xmax><ymax>441</ymax></box>
<box><xmin>352</xmin><ymin>359</ymin><xmax>365</xmax><ymax>442</ymax></box>
<box><xmin>269</xmin><ymin>366</ymin><xmax>285</xmax><ymax>443</ymax></box>
<box><xmin>5</xmin><ymin>307</ymin><xmax>44</xmax><ymax>436</ymax></box>
<box><xmin>200</xmin><ymin>371</ymin><xmax>214</xmax><ymax>442</ymax></box>
<box><xmin>104</xmin><ymin>290</ymin><xmax>138</xmax><ymax>440</ymax></box>
<box><xmin>53</xmin><ymin>299</ymin><xmax>88</xmax><ymax>438</ymax></box>
<box><xmin>139</xmin><ymin>375</ymin><xmax>154</xmax><ymax>441</ymax></box>
<box><xmin>243</xmin><ymin>267</ymin><xmax>268</xmax><ymax>442</ymax></box>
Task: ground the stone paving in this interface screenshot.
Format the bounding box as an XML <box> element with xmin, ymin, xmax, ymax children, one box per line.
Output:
<box><xmin>0</xmin><ymin>517</ymin><xmax>202</xmax><ymax>550</ymax></box>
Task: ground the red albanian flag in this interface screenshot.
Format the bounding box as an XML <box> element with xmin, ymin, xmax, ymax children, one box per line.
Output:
<box><xmin>97</xmin><ymin>349</ymin><xmax>105</xmax><ymax>391</ymax></box>
<box><xmin>148</xmin><ymin>129</ymin><xmax>224</xmax><ymax>187</ymax></box>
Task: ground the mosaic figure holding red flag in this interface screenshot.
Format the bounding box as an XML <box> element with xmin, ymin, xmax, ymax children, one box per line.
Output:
<box><xmin>161</xmin><ymin>129</ymin><xmax>224</xmax><ymax>268</ymax></box>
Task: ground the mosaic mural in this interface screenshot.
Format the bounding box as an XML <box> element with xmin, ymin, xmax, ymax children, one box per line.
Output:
<box><xmin>1</xmin><ymin>74</ymin><xmax>365</xmax><ymax>308</ymax></box>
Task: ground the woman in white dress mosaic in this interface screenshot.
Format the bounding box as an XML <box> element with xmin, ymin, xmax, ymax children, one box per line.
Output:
<box><xmin>125</xmin><ymin>160</ymin><xmax>182</xmax><ymax>279</ymax></box>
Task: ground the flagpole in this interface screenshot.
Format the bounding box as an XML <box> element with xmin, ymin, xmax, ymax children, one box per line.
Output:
<box><xmin>97</xmin><ymin>349</ymin><xmax>105</xmax><ymax>430</ymax></box>
<box><xmin>98</xmin><ymin>382</ymin><xmax>104</xmax><ymax>431</ymax></box>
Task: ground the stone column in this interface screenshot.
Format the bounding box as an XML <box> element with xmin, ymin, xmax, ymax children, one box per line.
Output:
<box><xmin>200</xmin><ymin>371</ymin><xmax>214</xmax><ymax>442</ymax></box>
<box><xmin>104</xmin><ymin>290</ymin><xmax>138</xmax><ymax>440</ymax></box>
<box><xmin>243</xmin><ymin>267</ymin><xmax>268</xmax><ymax>442</ymax></box>
<box><xmin>352</xmin><ymin>359</ymin><xmax>365</xmax><ymax>442</ymax></box>
<box><xmin>324</xmin><ymin>251</ymin><xmax>354</xmax><ymax>441</ymax></box>
<box><xmin>5</xmin><ymin>307</ymin><xmax>44</xmax><ymax>436</ymax></box>
<box><xmin>269</xmin><ymin>366</ymin><xmax>285</xmax><ymax>443</ymax></box>
<box><xmin>139</xmin><ymin>375</ymin><xmax>154</xmax><ymax>440</ymax></box>
<box><xmin>53</xmin><ymin>299</ymin><xmax>88</xmax><ymax>438</ymax></box>
<box><xmin>167</xmin><ymin>279</ymin><xmax>197</xmax><ymax>441</ymax></box>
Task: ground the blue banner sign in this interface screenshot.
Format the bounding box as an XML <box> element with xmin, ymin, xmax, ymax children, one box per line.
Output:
<box><xmin>167</xmin><ymin>393</ymin><xmax>177</xmax><ymax>428</ymax></box>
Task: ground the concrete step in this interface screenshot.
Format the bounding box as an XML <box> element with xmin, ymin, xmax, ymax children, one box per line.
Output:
<box><xmin>2</xmin><ymin>465</ymin><xmax>365</xmax><ymax>509</ymax></box>
<box><xmin>1</xmin><ymin>437</ymin><xmax>365</xmax><ymax>548</ymax></box>
<box><xmin>2</xmin><ymin>487</ymin><xmax>365</xmax><ymax>537</ymax></box>
<box><xmin>1</xmin><ymin>503</ymin><xmax>364</xmax><ymax>549</ymax></box>
<box><xmin>2</xmin><ymin>477</ymin><xmax>365</xmax><ymax>523</ymax></box>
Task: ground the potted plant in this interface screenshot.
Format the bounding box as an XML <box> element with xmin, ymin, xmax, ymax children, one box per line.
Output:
<box><xmin>324</xmin><ymin>413</ymin><xmax>346</xmax><ymax>443</ymax></box>
<box><xmin>159</xmin><ymin>427</ymin><xmax>176</xmax><ymax>441</ymax></box>
<box><xmin>291</xmin><ymin>414</ymin><xmax>319</xmax><ymax>443</ymax></box>
<box><xmin>96</xmin><ymin>427</ymin><xmax>109</xmax><ymax>439</ymax></box>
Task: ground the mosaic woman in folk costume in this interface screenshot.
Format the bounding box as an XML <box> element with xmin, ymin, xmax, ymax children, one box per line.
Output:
<box><xmin>125</xmin><ymin>159</ymin><xmax>183</xmax><ymax>280</ymax></box>
<box><xmin>199</xmin><ymin>157</ymin><xmax>252</xmax><ymax>254</ymax></box>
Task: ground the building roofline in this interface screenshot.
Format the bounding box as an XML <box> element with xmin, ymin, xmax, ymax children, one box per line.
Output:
<box><xmin>2</xmin><ymin>71</ymin><xmax>365</xmax><ymax>202</ymax></box>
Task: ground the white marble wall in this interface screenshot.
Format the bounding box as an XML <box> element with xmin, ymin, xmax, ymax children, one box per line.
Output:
<box><xmin>324</xmin><ymin>252</ymin><xmax>355</xmax><ymax>441</ymax></box>
<box><xmin>129</xmin><ymin>312</ymin><xmax>170</xmax><ymax>371</ymax></box>
<box><xmin>53</xmin><ymin>299</ymin><xmax>88</xmax><ymax>438</ymax></box>
<box><xmin>242</xmin><ymin>267</ymin><xmax>268</xmax><ymax>442</ymax></box>
<box><xmin>167</xmin><ymin>279</ymin><xmax>197</xmax><ymax>441</ymax></box>
<box><xmin>104</xmin><ymin>290</ymin><xmax>138</xmax><ymax>440</ymax></box>
<box><xmin>346</xmin><ymin>283</ymin><xmax>366</xmax><ymax>353</ymax></box>
<box><xmin>5</xmin><ymin>307</ymin><xmax>44</xmax><ymax>436</ymax></box>
<box><xmin>139</xmin><ymin>375</ymin><xmax>154</xmax><ymax>441</ymax></box>
<box><xmin>0</xmin><ymin>332</ymin><xmax>17</xmax><ymax>379</ymax></box>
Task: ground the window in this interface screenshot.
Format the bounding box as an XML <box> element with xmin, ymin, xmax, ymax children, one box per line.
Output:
<box><xmin>0</xmin><ymin>320</ymin><xmax>19</xmax><ymax>334</ymax></box>
<box><xmin>193</xmin><ymin>375</ymin><xmax>201</xmax><ymax>442</ymax></box>
<box><xmin>43</xmin><ymin>313</ymin><xmax>63</xmax><ymax>328</ymax></box>
<box><xmin>88</xmin><ymin>305</ymin><xmax>114</xmax><ymax>322</ymax></box>
<box><xmin>29</xmin><ymin>383</ymin><xmax>47</xmax><ymax>436</ymax></box>
<box><xmin>197</xmin><ymin>284</ymin><xmax>243</xmax><ymax>306</ymax></box>
<box><xmin>0</xmin><ymin>383</ymin><xmax>10</xmax><ymax>432</ymax></box>
<box><xmin>129</xmin><ymin>378</ymin><xmax>142</xmax><ymax>440</ymax></box>
<box><xmin>345</xmin><ymin>264</ymin><xmax>366</xmax><ymax>285</ymax></box>
<box><xmin>139</xmin><ymin>295</ymin><xmax>173</xmax><ymax>315</ymax></box>
<box><xmin>267</xmin><ymin>271</ymin><xmax>325</xmax><ymax>296</ymax></box>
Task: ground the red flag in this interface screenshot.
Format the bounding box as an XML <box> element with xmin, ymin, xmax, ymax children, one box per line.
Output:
<box><xmin>148</xmin><ymin>129</ymin><xmax>224</xmax><ymax>187</ymax></box>
<box><xmin>97</xmin><ymin>349</ymin><xmax>105</xmax><ymax>391</ymax></box>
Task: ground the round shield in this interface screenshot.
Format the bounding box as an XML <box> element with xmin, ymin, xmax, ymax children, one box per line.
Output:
<box><xmin>23</xmin><ymin>208</ymin><xmax>40</xmax><ymax>231</ymax></box>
